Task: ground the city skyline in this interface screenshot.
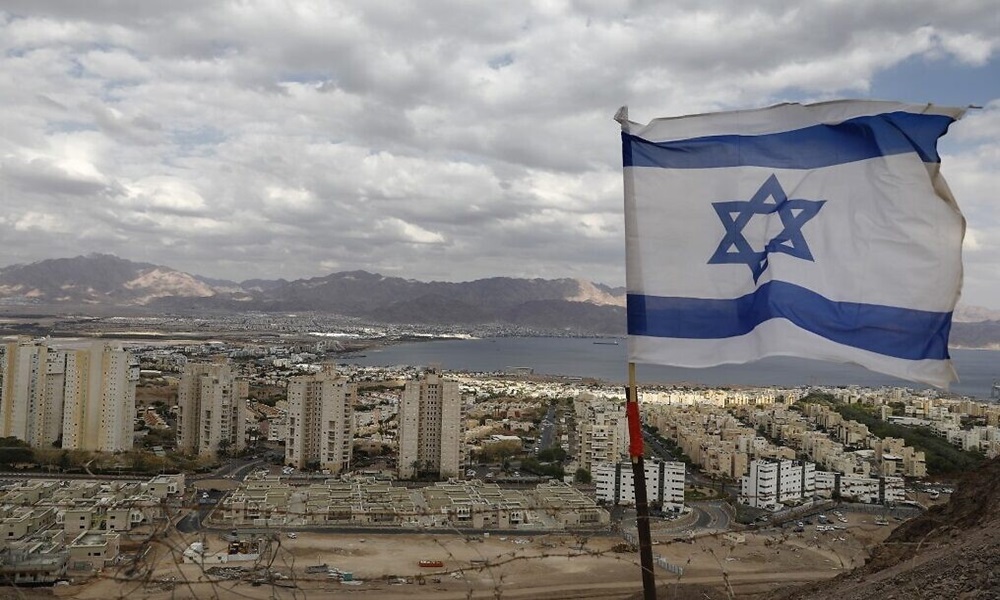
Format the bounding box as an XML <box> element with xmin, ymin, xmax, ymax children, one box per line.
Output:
<box><xmin>0</xmin><ymin>3</ymin><xmax>998</xmax><ymax>307</ymax></box>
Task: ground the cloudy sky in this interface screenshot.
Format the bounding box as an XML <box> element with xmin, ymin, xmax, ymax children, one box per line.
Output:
<box><xmin>1</xmin><ymin>1</ymin><xmax>998</xmax><ymax>305</ymax></box>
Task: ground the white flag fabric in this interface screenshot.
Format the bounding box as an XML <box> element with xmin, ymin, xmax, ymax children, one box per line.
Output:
<box><xmin>618</xmin><ymin>101</ymin><xmax>966</xmax><ymax>388</ymax></box>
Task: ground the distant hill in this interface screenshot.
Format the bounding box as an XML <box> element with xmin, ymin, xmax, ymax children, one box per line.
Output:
<box><xmin>0</xmin><ymin>254</ymin><xmax>997</xmax><ymax>344</ymax></box>
<box><xmin>0</xmin><ymin>254</ymin><xmax>224</xmax><ymax>306</ymax></box>
<box><xmin>0</xmin><ymin>254</ymin><xmax>625</xmax><ymax>335</ymax></box>
<box><xmin>953</xmin><ymin>304</ymin><xmax>1000</xmax><ymax>323</ymax></box>
<box><xmin>950</xmin><ymin>320</ymin><xmax>1000</xmax><ymax>349</ymax></box>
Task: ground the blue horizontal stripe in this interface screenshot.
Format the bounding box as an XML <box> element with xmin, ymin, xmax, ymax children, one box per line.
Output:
<box><xmin>627</xmin><ymin>282</ymin><xmax>952</xmax><ymax>361</ymax></box>
<box><xmin>622</xmin><ymin>112</ymin><xmax>955</xmax><ymax>170</ymax></box>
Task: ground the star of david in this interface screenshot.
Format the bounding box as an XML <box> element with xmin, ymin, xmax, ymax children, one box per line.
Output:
<box><xmin>708</xmin><ymin>174</ymin><xmax>825</xmax><ymax>283</ymax></box>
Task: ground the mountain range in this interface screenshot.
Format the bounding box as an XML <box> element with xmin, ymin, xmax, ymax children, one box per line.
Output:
<box><xmin>0</xmin><ymin>254</ymin><xmax>626</xmax><ymax>334</ymax></box>
<box><xmin>1</xmin><ymin>254</ymin><xmax>999</xmax><ymax>344</ymax></box>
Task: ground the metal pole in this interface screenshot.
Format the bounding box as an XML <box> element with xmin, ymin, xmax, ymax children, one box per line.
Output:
<box><xmin>626</xmin><ymin>362</ymin><xmax>656</xmax><ymax>599</ymax></box>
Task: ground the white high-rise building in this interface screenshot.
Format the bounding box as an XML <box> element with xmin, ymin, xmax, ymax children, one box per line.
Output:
<box><xmin>285</xmin><ymin>367</ymin><xmax>355</xmax><ymax>473</ymax></box>
<box><xmin>176</xmin><ymin>361</ymin><xmax>248</xmax><ymax>458</ymax></box>
<box><xmin>42</xmin><ymin>351</ymin><xmax>67</xmax><ymax>446</ymax></box>
<box><xmin>398</xmin><ymin>369</ymin><xmax>462</xmax><ymax>480</ymax></box>
<box><xmin>594</xmin><ymin>459</ymin><xmax>686</xmax><ymax>512</ymax></box>
<box><xmin>1</xmin><ymin>339</ymin><xmax>136</xmax><ymax>452</ymax></box>
<box><xmin>1</xmin><ymin>339</ymin><xmax>53</xmax><ymax>447</ymax></box>
<box><xmin>61</xmin><ymin>342</ymin><xmax>139</xmax><ymax>452</ymax></box>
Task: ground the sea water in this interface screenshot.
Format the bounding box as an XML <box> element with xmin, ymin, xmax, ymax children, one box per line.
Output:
<box><xmin>342</xmin><ymin>337</ymin><xmax>1000</xmax><ymax>400</ymax></box>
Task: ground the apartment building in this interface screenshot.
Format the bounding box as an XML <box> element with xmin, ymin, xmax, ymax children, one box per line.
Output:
<box><xmin>398</xmin><ymin>369</ymin><xmax>462</xmax><ymax>479</ymax></box>
<box><xmin>1</xmin><ymin>339</ymin><xmax>53</xmax><ymax>446</ymax></box>
<box><xmin>815</xmin><ymin>471</ymin><xmax>904</xmax><ymax>504</ymax></box>
<box><xmin>873</xmin><ymin>437</ymin><xmax>927</xmax><ymax>477</ymax></box>
<box><xmin>176</xmin><ymin>361</ymin><xmax>248</xmax><ymax>458</ymax></box>
<box><xmin>594</xmin><ymin>459</ymin><xmax>685</xmax><ymax>512</ymax></box>
<box><xmin>1</xmin><ymin>339</ymin><xmax>137</xmax><ymax>451</ymax></box>
<box><xmin>285</xmin><ymin>367</ymin><xmax>355</xmax><ymax>473</ymax></box>
<box><xmin>574</xmin><ymin>393</ymin><xmax>628</xmax><ymax>474</ymax></box>
<box><xmin>61</xmin><ymin>342</ymin><xmax>139</xmax><ymax>452</ymax></box>
<box><xmin>740</xmin><ymin>458</ymin><xmax>816</xmax><ymax>511</ymax></box>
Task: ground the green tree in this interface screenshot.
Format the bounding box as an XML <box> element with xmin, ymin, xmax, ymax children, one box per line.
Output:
<box><xmin>798</xmin><ymin>392</ymin><xmax>984</xmax><ymax>475</ymax></box>
<box><xmin>217</xmin><ymin>438</ymin><xmax>232</xmax><ymax>459</ymax></box>
<box><xmin>522</xmin><ymin>457</ymin><xmax>565</xmax><ymax>479</ymax></box>
<box><xmin>537</xmin><ymin>446</ymin><xmax>567</xmax><ymax>462</ymax></box>
<box><xmin>574</xmin><ymin>468</ymin><xmax>592</xmax><ymax>484</ymax></box>
<box><xmin>478</xmin><ymin>440</ymin><xmax>522</xmax><ymax>463</ymax></box>
<box><xmin>0</xmin><ymin>437</ymin><xmax>33</xmax><ymax>466</ymax></box>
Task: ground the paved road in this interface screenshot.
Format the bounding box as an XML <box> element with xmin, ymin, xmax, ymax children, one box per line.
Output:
<box><xmin>192</xmin><ymin>457</ymin><xmax>265</xmax><ymax>481</ymax></box>
<box><xmin>176</xmin><ymin>510</ymin><xmax>201</xmax><ymax>533</ymax></box>
<box><xmin>646</xmin><ymin>501</ymin><xmax>732</xmax><ymax>537</ymax></box>
<box><xmin>536</xmin><ymin>404</ymin><xmax>557</xmax><ymax>452</ymax></box>
<box><xmin>641</xmin><ymin>428</ymin><xmax>678</xmax><ymax>463</ymax></box>
<box><xmin>0</xmin><ymin>471</ymin><xmax>149</xmax><ymax>482</ymax></box>
<box><xmin>685</xmin><ymin>501</ymin><xmax>730</xmax><ymax>532</ymax></box>
<box><xmin>178</xmin><ymin>459</ymin><xmax>265</xmax><ymax>532</ymax></box>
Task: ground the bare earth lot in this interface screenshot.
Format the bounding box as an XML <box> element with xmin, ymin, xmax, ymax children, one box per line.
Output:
<box><xmin>64</xmin><ymin>512</ymin><xmax>896</xmax><ymax>600</ymax></box>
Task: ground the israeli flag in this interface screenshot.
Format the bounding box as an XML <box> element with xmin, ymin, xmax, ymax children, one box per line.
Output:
<box><xmin>618</xmin><ymin>101</ymin><xmax>967</xmax><ymax>388</ymax></box>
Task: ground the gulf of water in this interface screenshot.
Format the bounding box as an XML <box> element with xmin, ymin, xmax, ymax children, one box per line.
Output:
<box><xmin>340</xmin><ymin>337</ymin><xmax>1000</xmax><ymax>400</ymax></box>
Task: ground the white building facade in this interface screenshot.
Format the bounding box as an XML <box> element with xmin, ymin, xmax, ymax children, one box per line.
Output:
<box><xmin>594</xmin><ymin>459</ymin><xmax>685</xmax><ymax>512</ymax></box>
<box><xmin>61</xmin><ymin>343</ymin><xmax>139</xmax><ymax>452</ymax></box>
<box><xmin>285</xmin><ymin>367</ymin><xmax>355</xmax><ymax>473</ymax></box>
<box><xmin>176</xmin><ymin>361</ymin><xmax>248</xmax><ymax>458</ymax></box>
<box><xmin>814</xmin><ymin>471</ymin><xmax>904</xmax><ymax>504</ymax></box>
<box><xmin>740</xmin><ymin>458</ymin><xmax>816</xmax><ymax>511</ymax></box>
<box><xmin>398</xmin><ymin>369</ymin><xmax>462</xmax><ymax>479</ymax></box>
<box><xmin>1</xmin><ymin>339</ymin><xmax>137</xmax><ymax>452</ymax></box>
<box><xmin>0</xmin><ymin>339</ymin><xmax>51</xmax><ymax>447</ymax></box>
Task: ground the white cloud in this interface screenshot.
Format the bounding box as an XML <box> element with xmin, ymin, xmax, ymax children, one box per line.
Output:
<box><xmin>0</xmin><ymin>0</ymin><xmax>996</xmax><ymax>304</ymax></box>
<box><xmin>79</xmin><ymin>48</ymin><xmax>152</xmax><ymax>81</ymax></box>
<box><xmin>377</xmin><ymin>218</ymin><xmax>446</xmax><ymax>245</ymax></box>
<box><xmin>14</xmin><ymin>211</ymin><xmax>67</xmax><ymax>233</ymax></box>
<box><xmin>936</xmin><ymin>31</ymin><xmax>996</xmax><ymax>66</ymax></box>
<box><xmin>125</xmin><ymin>177</ymin><xmax>209</xmax><ymax>214</ymax></box>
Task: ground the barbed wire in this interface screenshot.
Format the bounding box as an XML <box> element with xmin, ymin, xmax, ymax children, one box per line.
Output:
<box><xmin>0</xmin><ymin>477</ymin><xmax>920</xmax><ymax>600</ymax></box>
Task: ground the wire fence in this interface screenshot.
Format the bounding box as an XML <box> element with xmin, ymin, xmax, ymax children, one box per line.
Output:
<box><xmin>0</xmin><ymin>478</ymin><xmax>929</xmax><ymax>600</ymax></box>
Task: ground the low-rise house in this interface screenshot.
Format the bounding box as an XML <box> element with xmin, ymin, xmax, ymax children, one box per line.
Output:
<box><xmin>0</xmin><ymin>534</ymin><xmax>67</xmax><ymax>585</ymax></box>
<box><xmin>143</xmin><ymin>473</ymin><xmax>185</xmax><ymax>499</ymax></box>
<box><xmin>0</xmin><ymin>507</ymin><xmax>57</xmax><ymax>543</ymax></box>
<box><xmin>66</xmin><ymin>531</ymin><xmax>120</xmax><ymax>574</ymax></box>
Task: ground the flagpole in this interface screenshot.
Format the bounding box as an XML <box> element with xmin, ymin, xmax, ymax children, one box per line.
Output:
<box><xmin>619</xmin><ymin>106</ymin><xmax>655</xmax><ymax>597</ymax></box>
<box><xmin>626</xmin><ymin>361</ymin><xmax>657</xmax><ymax>599</ymax></box>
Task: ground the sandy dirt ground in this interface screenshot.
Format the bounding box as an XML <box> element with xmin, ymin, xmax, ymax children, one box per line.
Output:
<box><xmin>60</xmin><ymin>512</ymin><xmax>897</xmax><ymax>600</ymax></box>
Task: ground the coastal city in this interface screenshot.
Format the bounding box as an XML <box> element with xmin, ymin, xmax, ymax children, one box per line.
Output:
<box><xmin>0</xmin><ymin>333</ymin><xmax>996</xmax><ymax>598</ymax></box>
<box><xmin>3</xmin><ymin>1</ymin><xmax>999</xmax><ymax>597</ymax></box>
